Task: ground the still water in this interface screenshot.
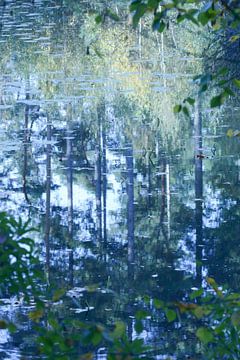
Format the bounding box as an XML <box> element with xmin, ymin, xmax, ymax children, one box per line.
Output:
<box><xmin>0</xmin><ymin>0</ymin><xmax>240</xmax><ymax>358</ymax></box>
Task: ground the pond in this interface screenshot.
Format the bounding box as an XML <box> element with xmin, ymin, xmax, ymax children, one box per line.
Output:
<box><xmin>0</xmin><ymin>1</ymin><xmax>240</xmax><ymax>359</ymax></box>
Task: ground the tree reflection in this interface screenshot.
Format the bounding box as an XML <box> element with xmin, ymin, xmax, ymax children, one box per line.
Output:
<box><xmin>194</xmin><ymin>96</ymin><xmax>203</xmax><ymax>287</ymax></box>
<box><xmin>66</xmin><ymin>105</ymin><xmax>74</xmax><ymax>286</ymax></box>
<box><xmin>23</xmin><ymin>90</ymin><xmax>30</xmax><ymax>204</ymax></box>
<box><xmin>45</xmin><ymin>114</ymin><xmax>51</xmax><ymax>274</ymax></box>
<box><xmin>126</xmin><ymin>142</ymin><xmax>134</xmax><ymax>264</ymax></box>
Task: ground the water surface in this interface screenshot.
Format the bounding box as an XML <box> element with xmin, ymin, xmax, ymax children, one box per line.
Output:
<box><xmin>0</xmin><ymin>1</ymin><xmax>240</xmax><ymax>358</ymax></box>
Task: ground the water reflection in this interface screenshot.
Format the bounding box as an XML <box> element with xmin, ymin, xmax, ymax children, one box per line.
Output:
<box><xmin>0</xmin><ymin>0</ymin><xmax>240</xmax><ymax>358</ymax></box>
<box><xmin>45</xmin><ymin>114</ymin><xmax>51</xmax><ymax>274</ymax></box>
<box><xmin>194</xmin><ymin>96</ymin><xmax>203</xmax><ymax>287</ymax></box>
<box><xmin>126</xmin><ymin>143</ymin><xmax>134</xmax><ymax>264</ymax></box>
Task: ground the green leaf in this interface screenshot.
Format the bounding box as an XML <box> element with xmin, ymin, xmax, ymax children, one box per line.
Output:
<box><xmin>200</xmin><ymin>84</ymin><xmax>208</xmax><ymax>92</ymax></box>
<box><xmin>185</xmin><ymin>12</ymin><xmax>199</xmax><ymax>26</ymax></box>
<box><xmin>112</xmin><ymin>321</ymin><xmax>126</xmax><ymax>339</ymax></box>
<box><xmin>135</xmin><ymin>320</ymin><xmax>143</xmax><ymax>334</ymax></box>
<box><xmin>182</xmin><ymin>106</ymin><xmax>190</xmax><ymax>117</ymax></box>
<box><xmin>196</xmin><ymin>327</ymin><xmax>214</xmax><ymax>344</ymax></box>
<box><xmin>206</xmin><ymin>277</ymin><xmax>223</xmax><ymax>297</ymax></box>
<box><xmin>130</xmin><ymin>0</ymin><xmax>141</xmax><ymax>12</ymax></box>
<box><xmin>226</xmin><ymin>293</ymin><xmax>240</xmax><ymax>300</ymax></box>
<box><xmin>173</xmin><ymin>104</ymin><xmax>182</xmax><ymax>113</ymax></box>
<box><xmin>95</xmin><ymin>15</ymin><xmax>102</xmax><ymax>24</ymax></box>
<box><xmin>52</xmin><ymin>288</ymin><xmax>66</xmax><ymax>302</ymax></box>
<box><xmin>143</xmin><ymin>295</ymin><xmax>150</xmax><ymax>304</ymax></box>
<box><xmin>106</xmin><ymin>10</ymin><xmax>120</xmax><ymax>21</ymax></box>
<box><xmin>223</xmin><ymin>87</ymin><xmax>235</xmax><ymax>97</ymax></box>
<box><xmin>158</xmin><ymin>21</ymin><xmax>166</xmax><ymax>33</ymax></box>
<box><xmin>147</xmin><ymin>0</ymin><xmax>159</xmax><ymax>10</ymax></box>
<box><xmin>91</xmin><ymin>330</ymin><xmax>102</xmax><ymax>346</ymax></box>
<box><xmin>218</xmin><ymin>80</ymin><xmax>228</xmax><ymax>86</ymax></box>
<box><xmin>165</xmin><ymin>309</ymin><xmax>176</xmax><ymax>322</ymax></box>
<box><xmin>218</xmin><ymin>67</ymin><xmax>228</xmax><ymax>76</ymax></box>
<box><xmin>231</xmin><ymin>311</ymin><xmax>240</xmax><ymax>327</ymax></box>
<box><xmin>193</xmin><ymin>306</ymin><xmax>209</xmax><ymax>319</ymax></box>
<box><xmin>29</xmin><ymin>309</ymin><xmax>44</xmax><ymax>322</ymax></box>
<box><xmin>185</xmin><ymin>97</ymin><xmax>195</xmax><ymax>106</ymax></box>
<box><xmin>132</xmin><ymin>3</ymin><xmax>147</xmax><ymax>27</ymax></box>
<box><xmin>233</xmin><ymin>79</ymin><xmax>240</xmax><ymax>89</ymax></box>
<box><xmin>230</xmin><ymin>35</ymin><xmax>240</xmax><ymax>42</ymax></box>
<box><xmin>198</xmin><ymin>12</ymin><xmax>209</xmax><ymax>26</ymax></box>
<box><xmin>153</xmin><ymin>298</ymin><xmax>164</xmax><ymax>309</ymax></box>
<box><xmin>190</xmin><ymin>288</ymin><xmax>203</xmax><ymax>300</ymax></box>
<box><xmin>210</xmin><ymin>94</ymin><xmax>223</xmax><ymax>108</ymax></box>
<box><xmin>177</xmin><ymin>14</ymin><xmax>186</xmax><ymax>23</ymax></box>
<box><xmin>7</xmin><ymin>322</ymin><xmax>17</xmax><ymax>333</ymax></box>
<box><xmin>86</xmin><ymin>284</ymin><xmax>98</xmax><ymax>292</ymax></box>
<box><xmin>135</xmin><ymin>310</ymin><xmax>149</xmax><ymax>320</ymax></box>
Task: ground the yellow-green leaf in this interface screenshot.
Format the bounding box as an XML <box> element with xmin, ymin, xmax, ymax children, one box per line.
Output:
<box><xmin>52</xmin><ymin>288</ymin><xmax>65</xmax><ymax>302</ymax></box>
<box><xmin>112</xmin><ymin>321</ymin><xmax>126</xmax><ymax>339</ymax></box>
<box><xmin>233</xmin><ymin>79</ymin><xmax>240</xmax><ymax>88</ymax></box>
<box><xmin>227</xmin><ymin>129</ymin><xmax>233</xmax><ymax>137</ymax></box>
<box><xmin>196</xmin><ymin>327</ymin><xmax>214</xmax><ymax>344</ymax></box>
<box><xmin>165</xmin><ymin>309</ymin><xmax>176</xmax><ymax>322</ymax></box>
<box><xmin>173</xmin><ymin>104</ymin><xmax>182</xmax><ymax>113</ymax></box>
<box><xmin>29</xmin><ymin>309</ymin><xmax>44</xmax><ymax>322</ymax></box>
<box><xmin>231</xmin><ymin>311</ymin><xmax>240</xmax><ymax>327</ymax></box>
<box><xmin>230</xmin><ymin>35</ymin><xmax>240</xmax><ymax>42</ymax></box>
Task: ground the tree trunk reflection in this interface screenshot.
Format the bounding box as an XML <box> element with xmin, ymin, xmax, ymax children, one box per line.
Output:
<box><xmin>66</xmin><ymin>111</ymin><xmax>74</xmax><ymax>287</ymax></box>
<box><xmin>23</xmin><ymin>91</ymin><xmax>30</xmax><ymax>204</ymax></box>
<box><xmin>45</xmin><ymin>115</ymin><xmax>51</xmax><ymax>275</ymax></box>
<box><xmin>194</xmin><ymin>96</ymin><xmax>203</xmax><ymax>287</ymax></box>
<box><xmin>126</xmin><ymin>143</ymin><xmax>134</xmax><ymax>264</ymax></box>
